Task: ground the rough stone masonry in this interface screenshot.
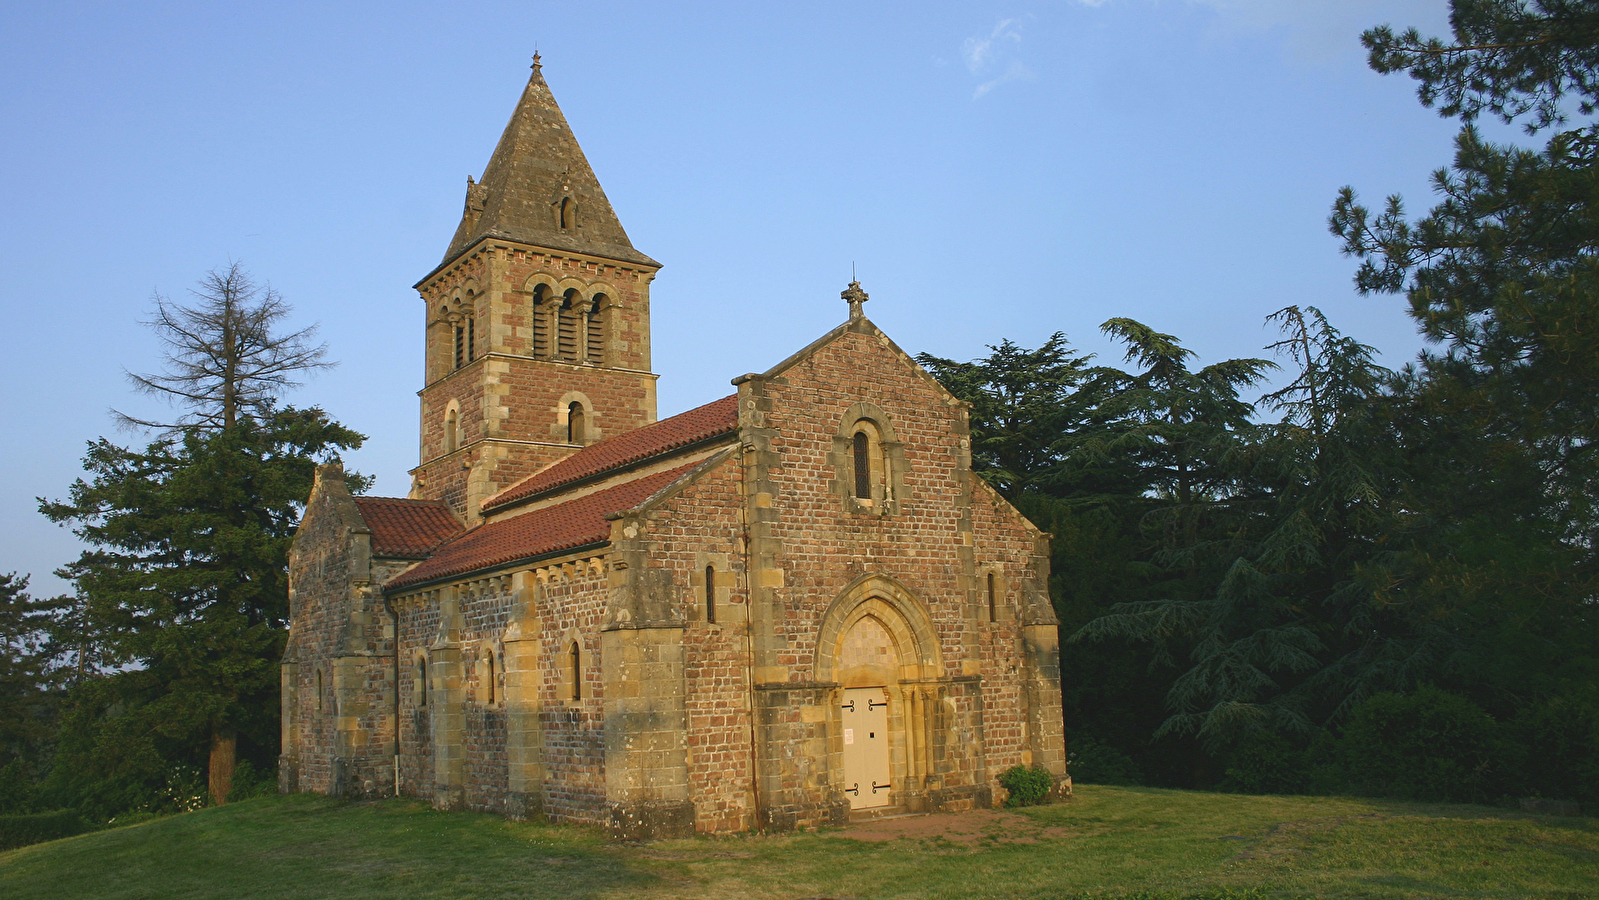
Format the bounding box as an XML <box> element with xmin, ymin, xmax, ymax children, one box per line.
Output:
<box><xmin>280</xmin><ymin>55</ymin><xmax>1069</xmax><ymax>839</ymax></box>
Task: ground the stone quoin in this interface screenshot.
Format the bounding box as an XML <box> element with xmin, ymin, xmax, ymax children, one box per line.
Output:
<box><xmin>280</xmin><ymin>55</ymin><xmax>1070</xmax><ymax>838</ymax></box>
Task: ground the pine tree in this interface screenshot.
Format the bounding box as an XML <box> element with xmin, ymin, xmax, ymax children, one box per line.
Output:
<box><xmin>41</xmin><ymin>265</ymin><xmax>363</xmax><ymax>812</ymax></box>
<box><xmin>0</xmin><ymin>574</ymin><xmax>72</xmax><ymax>812</ymax></box>
<box><xmin>1330</xmin><ymin>0</ymin><xmax>1599</xmax><ymax>721</ymax></box>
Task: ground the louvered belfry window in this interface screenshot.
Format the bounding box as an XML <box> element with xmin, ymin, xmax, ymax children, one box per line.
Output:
<box><xmin>533</xmin><ymin>286</ymin><xmax>549</xmax><ymax>358</ymax></box>
<box><xmin>853</xmin><ymin>431</ymin><xmax>871</xmax><ymax>499</ymax></box>
<box><xmin>558</xmin><ymin>296</ymin><xmax>577</xmax><ymax>360</ymax></box>
<box><xmin>586</xmin><ymin>297</ymin><xmax>605</xmax><ymax>364</ymax></box>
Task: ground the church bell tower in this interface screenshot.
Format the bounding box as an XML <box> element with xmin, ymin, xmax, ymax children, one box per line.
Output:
<box><xmin>410</xmin><ymin>56</ymin><xmax>661</xmax><ymax>521</ymax></box>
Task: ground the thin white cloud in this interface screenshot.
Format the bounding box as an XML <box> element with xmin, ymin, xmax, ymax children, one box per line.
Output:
<box><xmin>962</xmin><ymin>17</ymin><xmax>1032</xmax><ymax>98</ymax></box>
<box><xmin>974</xmin><ymin>61</ymin><xmax>1036</xmax><ymax>99</ymax></box>
<box><xmin>963</xmin><ymin>17</ymin><xmax>1024</xmax><ymax>73</ymax></box>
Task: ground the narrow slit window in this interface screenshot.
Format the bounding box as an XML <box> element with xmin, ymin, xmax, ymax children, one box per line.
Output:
<box><xmin>444</xmin><ymin>408</ymin><xmax>458</xmax><ymax>454</ymax></box>
<box><xmin>454</xmin><ymin>324</ymin><xmax>465</xmax><ymax>369</ymax></box>
<box><xmin>316</xmin><ymin>669</ymin><xmax>324</xmax><ymax>714</ymax></box>
<box><xmin>466</xmin><ymin>316</ymin><xmax>475</xmax><ymax>362</ymax></box>
<box><xmin>987</xmin><ymin>573</ymin><xmax>998</xmax><ymax>623</ymax></box>
<box><xmin>853</xmin><ymin>431</ymin><xmax>871</xmax><ymax>499</ymax></box>
<box><xmin>569</xmin><ymin>642</ymin><xmax>582</xmax><ymax>701</ymax></box>
<box><xmin>568</xmin><ymin>402</ymin><xmax>586</xmax><ymax>444</ymax></box>
<box><xmin>484</xmin><ymin>651</ymin><xmax>496</xmax><ymax>705</ymax></box>
<box><xmin>705</xmin><ymin>565</ymin><xmax>716</xmax><ymax>624</ymax></box>
<box><xmin>559</xmin><ymin>197</ymin><xmax>571</xmax><ymax>229</ymax></box>
<box><xmin>417</xmin><ymin>657</ymin><xmax>428</xmax><ymax>708</ymax></box>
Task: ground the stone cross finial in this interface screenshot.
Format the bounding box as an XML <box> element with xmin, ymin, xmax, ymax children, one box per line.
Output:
<box><xmin>532</xmin><ymin>52</ymin><xmax>542</xmax><ymax>72</ymax></box>
<box><xmin>842</xmin><ymin>280</ymin><xmax>869</xmax><ymax>320</ymax></box>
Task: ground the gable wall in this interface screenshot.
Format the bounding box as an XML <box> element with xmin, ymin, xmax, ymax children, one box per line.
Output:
<box><xmin>749</xmin><ymin>325</ymin><xmax>1054</xmax><ymax>810</ymax></box>
<box><xmin>283</xmin><ymin>476</ymin><xmax>400</xmax><ymax>798</ymax></box>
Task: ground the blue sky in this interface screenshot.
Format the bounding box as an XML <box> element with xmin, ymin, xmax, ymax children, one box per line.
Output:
<box><xmin>2</xmin><ymin>0</ymin><xmax>1465</xmax><ymax>596</ymax></box>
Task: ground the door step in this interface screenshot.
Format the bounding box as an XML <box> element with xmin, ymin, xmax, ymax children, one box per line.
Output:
<box><xmin>849</xmin><ymin>805</ymin><xmax>917</xmax><ymax>822</ymax></box>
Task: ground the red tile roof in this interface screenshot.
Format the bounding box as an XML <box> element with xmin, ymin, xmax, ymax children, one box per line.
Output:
<box><xmin>353</xmin><ymin>497</ymin><xmax>463</xmax><ymax>558</ymax></box>
<box><xmin>481</xmin><ymin>394</ymin><xmax>739</xmax><ymax>513</ymax></box>
<box><xmin>387</xmin><ymin>462</ymin><xmax>700</xmax><ymax>591</ymax></box>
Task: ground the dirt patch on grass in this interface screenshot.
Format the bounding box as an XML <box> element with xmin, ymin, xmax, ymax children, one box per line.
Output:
<box><xmin>836</xmin><ymin>809</ymin><xmax>1071</xmax><ymax>845</ymax></box>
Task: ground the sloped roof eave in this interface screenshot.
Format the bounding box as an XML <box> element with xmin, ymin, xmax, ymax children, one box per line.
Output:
<box><xmin>384</xmin><ymin>539</ymin><xmax>611</xmax><ymax>595</ymax></box>
<box><xmin>743</xmin><ymin>315</ymin><xmax>970</xmax><ymax>411</ymax></box>
<box><xmin>481</xmin><ymin>394</ymin><xmax>740</xmax><ymax>513</ymax></box>
<box><xmin>413</xmin><ymin>233</ymin><xmax>661</xmax><ymax>291</ymax></box>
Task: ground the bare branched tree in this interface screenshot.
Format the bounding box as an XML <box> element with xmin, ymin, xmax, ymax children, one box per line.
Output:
<box><xmin>118</xmin><ymin>262</ymin><xmax>332</xmax><ymax>431</ymax></box>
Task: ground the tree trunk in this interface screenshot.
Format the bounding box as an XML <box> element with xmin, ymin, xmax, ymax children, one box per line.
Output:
<box><xmin>209</xmin><ymin>727</ymin><xmax>237</xmax><ymax>806</ymax></box>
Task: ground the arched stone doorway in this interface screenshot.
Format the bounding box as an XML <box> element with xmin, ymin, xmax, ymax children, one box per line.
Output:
<box><xmin>815</xmin><ymin>575</ymin><xmax>943</xmax><ymax>813</ymax></box>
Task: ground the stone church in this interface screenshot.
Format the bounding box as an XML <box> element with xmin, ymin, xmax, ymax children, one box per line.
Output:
<box><xmin>280</xmin><ymin>57</ymin><xmax>1068</xmax><ymax>838</ymax></box>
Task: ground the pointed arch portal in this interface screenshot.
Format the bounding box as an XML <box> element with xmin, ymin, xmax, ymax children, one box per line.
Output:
<box><xmin>815</xmin><ymin>575</ymin><xmax>943</xmax><ymax>811</ymax></box>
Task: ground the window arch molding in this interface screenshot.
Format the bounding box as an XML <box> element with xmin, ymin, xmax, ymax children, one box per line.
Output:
<box><xmin>553</xmin><ymin>390</ymin><xmax>597</xmax><ymax>445</ymax></box>
<box><xmin>558</xmin><ymin>627</ymin><xmax>587</xmax><ymax>704</ymax></box>
<box><xmin>814</xmin><ymin>573</ymin><xmax>941</xmax><ymax>685</ymax></box>
<box><xmin>442</xmin><ymin>398</ymin><xmax>462</xmax><ymax>456</ymax></box>
<box><xmin>832</xmin><ymin>401</ymin><xmax>908</xmax><ymax>515</ymax></box>
<box><xmin>520</xmin><ymin>274</ymin><xmax>590</xmax><ymax>361</ymax></box>
<box><xmin>476</xmin><ymin>643</ymin><xmax>501</xmax><ymax>707</ymax></box>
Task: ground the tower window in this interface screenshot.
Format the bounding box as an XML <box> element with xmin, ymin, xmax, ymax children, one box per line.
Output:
<box><xmin>705</xmin><ymin>565</ymin><xmax>716</xmax><ymax>624</ymax></box>
<box><xmin>454</xmin><ymin>323</ymin><xmax>465</xmax><ymax>369</ymax></box>
<box><xmin>444</xmin><ymin>408</ymin><xmax>459</xmax><ymax>454</ymax></box>
<box><xmin>416</xmin><ymin>656</ymin><xmax>428</xmax><ymax>708</ymax></box>
<box><xmin>557</xmin><ymin>294</ymin><xmax>578</xmax><ymax>360</ymax></box>
<box><xmin>987</xmin><ymin>572</ymin><xmax>998</xmax><ymax>623</ymax></box>
<box><xmin>569</xmin><ymin>641</ymin><xmax>582</xmax><ymax>701</ymax></box>
<box><xmin>568</xmin><ymin>402</ymin><xmax>586</xmax><ymax>444</ymax></box>
<box><xmin>853</xmin><ymin>431</ymin><xmax>871</xmax><ymax>500</ymax></box>
<box><xmin>483</xmin><ymin>649</ymin><xmax>496</xmax><ymax>705</ymax></box>
<box><xmin>467</xmin><ymin>316</ymin><xmax>475</xmax><ymax>363</ymax></box>
<box><xmin>559</xmin><ymin>197</ymin><xmax>571</xmax><ymax>230</ymax></box>
<box><xmin>532</xmin><ymin>285</ymin><xmax>550</xmax><ymax>358</ymax></box>
<box><xmin>585</xmin><ymin>296</ymin><xmax>605</xmax><ymax>364</ymax></box>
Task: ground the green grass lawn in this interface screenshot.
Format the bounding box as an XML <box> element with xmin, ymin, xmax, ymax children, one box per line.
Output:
<box><xmin>1</xmin><ymin>785</ymin><xmax>1594</xmax><ymax>900</ymax></box>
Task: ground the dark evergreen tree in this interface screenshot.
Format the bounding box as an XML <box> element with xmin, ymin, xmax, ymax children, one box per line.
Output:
<box><xmin>40</xmin><ymin>265</ymin><xmax>362</xmax><ymax>813</ymax></box>
<box><xmin>0</xmin><ymin>574</ymin><xmax>72</xmax><ymax>812</ymax></box>
<box><xmin>1330</xmin><ymin>0</ymin><xmax>1599</xmax><ymax>761</ymax></box>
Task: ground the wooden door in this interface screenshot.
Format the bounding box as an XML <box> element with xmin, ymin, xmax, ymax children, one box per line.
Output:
<box><xmin>841</xmin><ymin>687</ymin><xmax>891</xmax><ymax>809</ymax></box>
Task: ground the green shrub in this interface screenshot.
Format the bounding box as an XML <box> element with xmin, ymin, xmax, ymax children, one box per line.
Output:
<box><xmin>1067</xmin><ymin>739</ymin><xmax>1144</xmax><ymax>785</ymax></box>
<box><xmin>999</xmin><ymin>763</ymin><xmax>1055</xmax><ymax>807</ymax></box>
<box><xmin>224</xmin><ymin>759</ymin><xmax>276</xmax><ymax>803</ymax></box>
<box><xmin>0</xmin><ymin>809</ymin><xmax>90</xmax><ymax>851</ymax></box>
<box><xmin>1218</xmin><ymin>730</ymin><xmax>1313</xmax><ymax>795</ymax></box>
<box><xmin>1507</xmin><ymin>694</ymin><xmax>1599</xmax><ymax>806</ymax></box>
<box><xmin>1339</xmin><ymin>685</ymin><xmax>1506</xmax><ymax>803</ymax></box>
<box><xmin>0</xmin><ymin>760</ymin><xmax>41</xmax><ymax>814</ymax></box>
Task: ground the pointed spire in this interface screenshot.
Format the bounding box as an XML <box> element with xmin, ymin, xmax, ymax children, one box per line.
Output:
<box><xmin>441</xmin><ymin>57</ymin><xmax>657</xmax><ymax>268</ymax></box>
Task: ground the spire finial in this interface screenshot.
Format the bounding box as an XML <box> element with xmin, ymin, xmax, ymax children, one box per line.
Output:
<box><xmin>842</xmin><ymin>280</ymin><xmax>869</xmax><ymax>321</ymax></box>
<box><xmin>531</xmin><ymin>52</ymin><xmax>542</xmax><ymax>73</ymax></box>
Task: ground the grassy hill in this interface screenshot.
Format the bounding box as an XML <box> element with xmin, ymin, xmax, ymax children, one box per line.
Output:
<box><xmin>0</xmin><ymin>785</ymin><xmax>1593</xmax><ymax>899</ymax></box>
